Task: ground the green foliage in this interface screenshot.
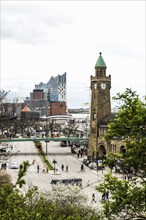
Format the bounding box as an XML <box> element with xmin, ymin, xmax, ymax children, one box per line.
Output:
<box><xmin>16</xmin><ymin>160</ymin><xmax>34</xmax><ymax>188</ymax></box>
<box><xmin>104</xmin><ymin>152</ymin><xmax>121</xmax><ymax>170</ymax></box>
<box><xmin>96</xmin><ymin>88</ymin><xmax>146</xmax><ymax>219</ymax></box>
<box><xmin>106</xmin><ymin>88</ymin><xmax>146</xmax><ymax>176</ymax></box>
<box><xmin>34</xmin><ymin>141</ymin><xmax>42</xmax><ymax>149</ymax></box>
<box><xmin>96</xmin><ymin>174</ymin><xmax>146</xmax><ymax>220</ymax></box>
<box><xmin>0</xmin><ymin>162</ymin><xmax>102</xmax><ymax>220</ymax></box>
<box><xmin>106</xmin><ymin>88</ymin><xmax>146</xmax><ymax>141</ymax></box>
<box><xmin>0</xmin><ymin>170</ymin><xmax>13</xmax><ymax>188</ymax></box>
<box><xmin>34</xmin><ymin>141</ymin><xmax>54</xmax><ymax>170</ymax></box>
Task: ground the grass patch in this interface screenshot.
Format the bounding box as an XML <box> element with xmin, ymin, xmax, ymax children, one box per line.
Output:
<box><xmin>34</xmin><ymin>141</ymin><xmax>54</xmax><ymax>171</ymax></box>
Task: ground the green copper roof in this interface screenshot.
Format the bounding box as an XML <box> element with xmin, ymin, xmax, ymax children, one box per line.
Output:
<box><xmin>95</xmin><ymin>52</ymin><xmax>106</xmax><ymax>68</ymax></box>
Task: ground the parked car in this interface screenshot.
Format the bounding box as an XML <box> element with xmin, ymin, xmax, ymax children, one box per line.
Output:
<box><xmin>0</xmin><ymin>148</ymin><xmax>6</xmax><ymax>153</ymax></box>
<box><xmin>60</xmin><ymin>141</ymin><xmax>67</xmax><ymax>147</ymax></box>
<box><xmin>83</xmin><ymin>159</ymin><xmax>92</xmax><ymax>166</ymax></box>
<box><xmin>10</xmin><ymin>162</ymin><xmax>19</xmax><ymax>169</ymax></box>
<box><xmin>88</xmin><ymin>162</ymin><xmax>97</xmax><ymax>169</ymax></box>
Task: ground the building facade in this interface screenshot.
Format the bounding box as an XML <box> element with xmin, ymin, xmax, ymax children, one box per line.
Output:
<box><xmin>30</xmin><ymin>89</ymin><xmax>45</xmax><ymax>100</ymax></box>
<box><xmin>47</xmin><ymin>102</ymin><xmax>67</xmax><ymax>116</ymax></box>
<box><xmin>35</xmin><ymin>72</ymin><xmax>66</xmax><ymax>102</ymax></box>
<box><xmin>21</xmin><ymin>106</ymin><xmax>40</xmax><ymax>121</ymax></box>
<box><xmin>25</xmin><ymin>72</ymin><xmax>67</xmax><ymax>116</ymax></box>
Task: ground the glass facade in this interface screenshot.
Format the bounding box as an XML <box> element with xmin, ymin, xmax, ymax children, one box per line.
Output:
<box><xmin>35</xmin><ymin>72</ymin><xmax>66</xmax><ymax>102</ymax></box>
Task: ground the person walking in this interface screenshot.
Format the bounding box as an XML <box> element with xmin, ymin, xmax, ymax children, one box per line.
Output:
<box><xmin>91</xmin><ymin>193</ymin><xmax>96</xmax><ymax>203</ymax></box>
<box><xmin>81</xmin><ymin>164</ymin><xmax>84</xmax><ymax>171</ymax></box>
<box><xmin>61</xmin><ymin>164</ymin><xmax>64</xmax><ymax>171</ymax></box>
<box><xmin>37</xmin><ymin>164</ymin><xmax>39</xmax><ymax>173</ymax></box>
<box><xmin>66</xmin><ymin>165</ymin><xmax>68</xmax><ymax>172</ymax></box>
<box><xmin>102</xmin><ymin>192</ymin><xmax>105</xmax><ymax>200</ymax></box>
<box><xmin>42</xmin><ymin>166</ymin><xmax>46</xmax><ymax>173</ymax></box>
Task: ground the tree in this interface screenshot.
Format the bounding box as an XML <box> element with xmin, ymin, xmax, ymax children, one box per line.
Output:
<box><xmin>0</xmin><ymin>161</ymin><xmax>103</xmax><ymax>220</ymax></box>
<box><xmin>0</xmin><ymin>90</ymin><xmax>10</xmax><ymax>102</ymax></box>
<box><xmin>63</xmin><ymin>120</ymin><xmax>79</xmax><ymax>137</ymax></box>
<box><xmin>96</xmin><ymin>88</ymin><xmax>146</xmax><ymax>219</ymax></box>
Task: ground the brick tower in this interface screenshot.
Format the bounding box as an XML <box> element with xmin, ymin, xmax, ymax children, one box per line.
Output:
<box><xmin>88</xmin><ymin>52</ymin><xmax>111</xmax><ymax>156</ymax></box>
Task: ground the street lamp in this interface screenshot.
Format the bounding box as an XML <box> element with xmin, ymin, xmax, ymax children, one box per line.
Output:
<box><xmin>52</xmin><ymin>159</ymin><xmax>57</xmax><ymax>173</ymax></box>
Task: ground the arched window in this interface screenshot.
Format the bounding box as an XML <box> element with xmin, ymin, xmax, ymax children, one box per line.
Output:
<box><xmin>98</xmin><ymin>145</ymin><xmax>106</xmax><ymax>158</ymax></box>
<box><xmin>120</xmin><ymin>145</ymin><xmax>126</xmax><ymax>154</ymax></box>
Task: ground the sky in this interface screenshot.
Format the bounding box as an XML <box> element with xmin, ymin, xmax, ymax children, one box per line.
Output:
<box><xmin>1</xmin><ymin>0</ymin><xmax>145</xmax><ymax>109</ymax></box>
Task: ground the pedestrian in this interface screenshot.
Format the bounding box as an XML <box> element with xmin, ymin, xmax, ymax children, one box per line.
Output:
<box><xmin>102</xmin><ymin>192</ymin><xmax>105</xmax><ymax>200</ymax></box>
<box><xmin>129</xmin><ymin>174</ymin><xmax>132</xmax><ymax>181</ymax></box>
<box><xmin>91</xmin><ymin>193</ymin><xmax>96</xmax><ymax>203</ymax></box>
<box><xmin>42</xmin><ymin>166</ymin><xmax>46</xmax><ymax>173</ymax></box>
<box><xmin>37</xmin><ymin>164</ymin><xmax>39</xmax><ymax>173</ymax></box>
<box><xmin>128</xmin><ymin>174</ymin><xmax>132</xmax><ymax>181</ymax></box>
<box><xmin>61</xmin><ymin>164</ymin><xmax>64</xmax><ymax>171</ymax></box>
<box><xmin>81</xmin><ymin>164</ymin><xmax>84</xmax><ymax>171</ymax></box>
<box><xmin>66</xmin><ymin>165</ymin><xmax>68</xmax><ymax>172</ymax></box>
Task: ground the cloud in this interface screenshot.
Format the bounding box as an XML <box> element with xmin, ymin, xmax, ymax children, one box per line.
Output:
<box><xmin>1</xmin><ymin>2</ymin><xmax>74</xmax><ymax>45</ymax></box>
<box><xmin>1</xmin><ymin>1</ymin><xmax>145</xmax><ymax>108</ymax></box>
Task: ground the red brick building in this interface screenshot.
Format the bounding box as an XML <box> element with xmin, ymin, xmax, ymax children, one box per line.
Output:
<box><xmin>47</xmin><ymin>102</ymin><xmax>67</xmax><ymax>116</ymax></box>
<box><xmin>30</xmin><ymin>89</ymin><xmax>44</xmax><ymax>100</ymax></box>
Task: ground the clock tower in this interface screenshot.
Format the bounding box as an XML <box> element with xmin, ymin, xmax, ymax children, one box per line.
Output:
<box><xmin>88</xmin><ymin>52</ymin><xmax>111</xmax><ymax>156</ymax></box>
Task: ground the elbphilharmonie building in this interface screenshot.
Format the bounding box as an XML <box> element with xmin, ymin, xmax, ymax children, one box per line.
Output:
<box><xmin>35</xmin><ymin>72</ymin><xmax>66</xmax><ymax>102</ymax></box>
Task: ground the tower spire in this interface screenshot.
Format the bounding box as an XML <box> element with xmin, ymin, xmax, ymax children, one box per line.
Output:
<box><xmin>95</xmin><ymin>52</ymin><xmax>106</xmax><ymax>68</ymax></box>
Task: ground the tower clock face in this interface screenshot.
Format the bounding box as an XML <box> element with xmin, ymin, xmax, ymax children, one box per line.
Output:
<box><xmin>94</xmin><ymin>82</ymin><xmax>97</xmax><ymax>89</ymax></box>
<box><xmin>100</xmin><ymin>82</ymin><xmax>106</xmax><ymax>90</ymax></box>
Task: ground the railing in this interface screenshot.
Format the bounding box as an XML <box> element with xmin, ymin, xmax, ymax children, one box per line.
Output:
<box><xmin>0</xmin><ymin>137</ymin><xmax>88</xmax><ymax>143</ymax></box>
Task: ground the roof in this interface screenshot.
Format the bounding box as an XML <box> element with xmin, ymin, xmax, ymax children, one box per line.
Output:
<box><xmin>95</xmin><ymin>52</ymin><xmax>107</xmax><ymax>68</ymax></box>
<box><xmin>21</xmin><ymin>106</ymin><xmax>31</xmax><ymax>112</ymax></box>
<box><xmin>98</xmin><ymin>113</ymin><xmax>117</xmax><ymax>127</ymax></box>
<box><xmin>40</xmin><ymin>115</ymin><xmax>72</xmax><ymax>120</ymax></box>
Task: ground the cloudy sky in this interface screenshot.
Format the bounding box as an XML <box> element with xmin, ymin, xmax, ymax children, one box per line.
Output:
<box><xmin>1</xmin><ymin>1</ymin><xmax>145</xmax><ymax>108</ymax></box>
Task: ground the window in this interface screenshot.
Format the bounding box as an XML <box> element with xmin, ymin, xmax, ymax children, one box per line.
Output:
<box><xmin>93</xmin><ymin>113</ymin><xmax>96</xmax><ymax>120</ymax></box>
